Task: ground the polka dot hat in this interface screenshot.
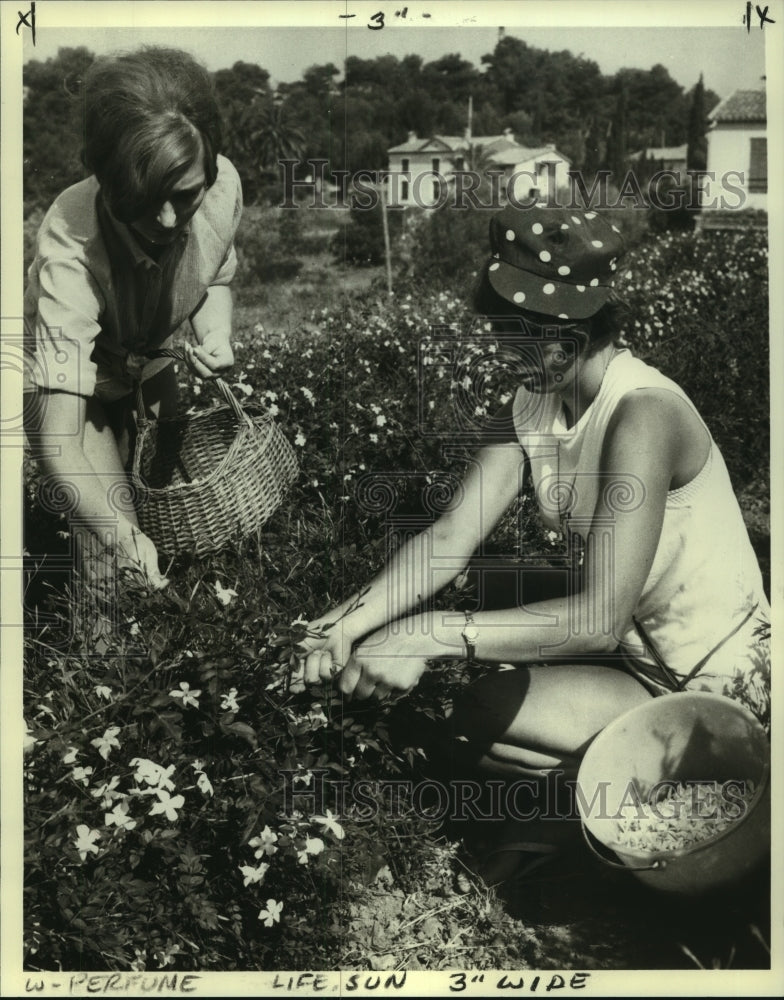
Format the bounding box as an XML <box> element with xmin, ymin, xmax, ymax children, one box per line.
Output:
<box><xmin>486</xmin><ymin>206</ymin><xmax>625</xmax><ymax>320</ymax></box>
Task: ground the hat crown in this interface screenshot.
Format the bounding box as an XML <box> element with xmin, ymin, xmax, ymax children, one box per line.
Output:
<box><xmin>485</xmin><ymin>207</ymin><xmax>625</xmax><ymax>320</ymax></box>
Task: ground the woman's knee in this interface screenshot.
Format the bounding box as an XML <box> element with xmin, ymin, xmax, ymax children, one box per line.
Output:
<box><xmin>449</xmin><ymin>666</ymin><xmax>532</xmax><ymax>744</ymax></box>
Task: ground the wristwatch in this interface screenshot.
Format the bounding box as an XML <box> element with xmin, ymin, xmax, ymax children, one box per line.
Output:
<box><xmin>461</xmin><ymin>611</ymin><xmax>479</xmax><ymax>664</ymax></box>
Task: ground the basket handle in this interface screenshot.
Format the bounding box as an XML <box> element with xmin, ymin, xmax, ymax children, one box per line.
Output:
<box><xmin>141</xmin><ymin>347</ymin><xmax>254</xmax><ymax>429</ymax></box>
<box><xmin>581</xmin><ymin>821</ymin><xmax>664</xmax><ymax>872</ymax></box>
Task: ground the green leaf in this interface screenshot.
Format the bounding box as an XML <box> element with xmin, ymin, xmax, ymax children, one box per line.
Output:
<box><xmin>220</xmin><ymin>720</ymin><xmax>258</xmax><ymax>747</ymax></box>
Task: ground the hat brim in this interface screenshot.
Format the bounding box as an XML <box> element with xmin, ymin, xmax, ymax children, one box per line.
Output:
<box><xmin>486</xmin><ymin>259</ymin><xmax>612</xmax><ymax>321</ymax></box>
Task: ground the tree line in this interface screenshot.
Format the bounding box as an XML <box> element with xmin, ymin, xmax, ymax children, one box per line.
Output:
<box><xmin>22</xmin><ymin>37</ymin><xmax>718</xmax><ymax>211</ymax></box>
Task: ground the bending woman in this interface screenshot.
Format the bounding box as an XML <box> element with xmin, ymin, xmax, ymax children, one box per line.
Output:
<box><xmin>299</xmin><ymin>206</ymin><xmax>770</xmax><ymax>785</ymax></box>
<box><xmin>24</xmin><ymin>47</ymin><xmax>243</xmax><ymax>587</ymax></box>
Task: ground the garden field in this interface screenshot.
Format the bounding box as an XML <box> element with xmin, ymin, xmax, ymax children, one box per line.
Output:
<box><xmin>22</xmin><ymin>206</ymin><xmax>771</xmax><ymax>974</ymax></box>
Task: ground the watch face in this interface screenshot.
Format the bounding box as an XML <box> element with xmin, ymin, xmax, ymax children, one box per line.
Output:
<box><xmin>463</xmin><ymin>626</ymin><xmax>479</xmax><ymax>643</ymax></box>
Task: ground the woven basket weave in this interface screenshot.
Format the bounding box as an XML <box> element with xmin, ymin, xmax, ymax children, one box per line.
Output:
<box><xmin>131</xmin><ymin>368</ymin><xmax>298</xmax><ymax>557</ymax></box>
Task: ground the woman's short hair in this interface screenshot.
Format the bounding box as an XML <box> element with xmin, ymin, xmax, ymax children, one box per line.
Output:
<box><xmin>472</xmin><ymin>268</ymin><xmax>629</xmax><ymax>357</ymax></box>
<box><xmin>82</xmin><ymin>47</ymin><xmax>223</xmax><ymax>223</ymax></box>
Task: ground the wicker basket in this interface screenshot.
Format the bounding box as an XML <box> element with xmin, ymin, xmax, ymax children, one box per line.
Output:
<box><xmin>131</xmin><ymin>371</ymin><xmax>299</xmax><ymax>557</ymax></box>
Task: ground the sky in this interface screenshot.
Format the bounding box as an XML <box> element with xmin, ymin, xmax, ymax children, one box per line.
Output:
<box><xmin>21</xmin><ymin>18</ymin><xmax>767</xmax><ymax>103</ymax></box>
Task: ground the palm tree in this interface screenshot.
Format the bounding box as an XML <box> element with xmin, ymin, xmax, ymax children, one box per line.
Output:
<box><xmin>252</xmin><ymin>98</ymin><xmax>306</xmax><ymax>172</ymax></box>
<box><xmin>456</xmin><ymin>141</ymin><xmax>504</xmax><ymax>202</ymax></box>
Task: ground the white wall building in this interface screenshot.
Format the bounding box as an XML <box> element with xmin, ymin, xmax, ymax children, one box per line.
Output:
<box><xmin>629</xmin><ymin>144</ymin><xmax>688</xmax><ymax>175</ymax></box>
<box><xmin>386</xmin><ymin>130</ymin><xmax>572</xmax><ymax>208</ymax></box>
<box><xmin>704</xmin><ymin>89</ymin><xmax>767</xmax><ymax>211</ymax></box>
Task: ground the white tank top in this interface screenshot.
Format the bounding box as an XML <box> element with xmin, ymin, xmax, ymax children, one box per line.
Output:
<box><xmin>512</xmin><ymin>349</ymin><xmax>770</xmax><ymax>694</ymax></box>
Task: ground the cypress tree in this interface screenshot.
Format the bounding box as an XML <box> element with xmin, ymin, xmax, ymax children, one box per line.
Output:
<box><xmin>686</xmin><ymin>73</ymin><xmax>708</xmax><ymax>171</ymax></box>
<box><xmin>604</xmin><ymin>85</ymin><xmax>628</xmax><ymax>184</ymax></box>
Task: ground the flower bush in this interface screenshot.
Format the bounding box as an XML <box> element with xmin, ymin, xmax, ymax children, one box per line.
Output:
<box><xmin>23</xmin><ymin>222</ymin><xmax>770</xmax><ymax>972</ymax></box>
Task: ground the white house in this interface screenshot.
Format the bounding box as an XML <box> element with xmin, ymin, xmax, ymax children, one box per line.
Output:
<box><xmin>703</xmin><ymin>89</ymin><xmax>767</xmax><ymax>211</ymax></box>
<box><xmin>629</xmin><ymin>144</ymin><xmax>688</xmax><ymax>174</ymax></box>
<box><xmin>386</xmin><ymin>130</ymin><xmax>572</xmax><ymax>208</ymax></box>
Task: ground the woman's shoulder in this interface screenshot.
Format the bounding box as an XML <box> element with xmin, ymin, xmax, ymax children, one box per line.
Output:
<box><xmin>199</xmin><ymin>155</ymin><xmax>243</xmax><ymax>240</ymax></box>
<box><xmin>610</xmin><ymin>350</ymin><xmax>689</xmax><ymax>398</ymax></box>
<box><xmin>34</xmin><ymin>176</ymin><xmax>103</xmax><ymax>259</ymax></box>
<box><xmin>215</xmin><ymin>154</ymin><xmax>241</xmax><ymax>192</ymax></box>
<box><xmin>609</xmin><ymin>352</ymin><xmax>704</xmax><ymax>424</ymax></box>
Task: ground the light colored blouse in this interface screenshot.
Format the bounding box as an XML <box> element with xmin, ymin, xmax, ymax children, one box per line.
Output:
<box><xmin>24</xmin><ymin>154</ymin><xmax>243</xmax><ymax>397</ymax></box>
<box><xmin>512</xmin><ymin>349</ymin><xmax>770</xmax><ymax>704</ymax></box>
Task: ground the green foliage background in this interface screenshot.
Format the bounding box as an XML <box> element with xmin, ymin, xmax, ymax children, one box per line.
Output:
<box><xmin>23</xmin><ymin>40</ymin><xmax>718</xmax><ymax>214</ymax></box>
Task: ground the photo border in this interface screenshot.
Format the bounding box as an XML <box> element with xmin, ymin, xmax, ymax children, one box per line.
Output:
<box><xmin>2</xmin><ymin>1</ymin><xmax>781</xmax><ymax>996</ymax></box>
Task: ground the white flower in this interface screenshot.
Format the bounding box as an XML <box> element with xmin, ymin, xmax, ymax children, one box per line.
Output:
<box><xmin>130</xmin><ymin>758</ymin><xmax>176</xmax><ymax>791</ymax></box>
<box><xmin>91</xmin><ymin>775</ymin><xmax>124</xmax><ymax>807</ymax></box>
<box><xmin>375</xmin><ymin>414</ymin><xmax>387</xmax><ymax>427</ymax></box>
<box><xmin>234</xmin><ymin>382</ymin><xmax>253</xmax><ymax>397</ymax></box>
<box><xmin>104</xmin><ymin>801</ymin><xmax>136</xmax><ymax>831</ymax></box>
<box><xmin>220</xmin><ymin>687</ymin><xmax>240</xmax><ymax>712</ymax></box>
<box><xmin>169</xmin><ymin>682</ymin><xmax>201</xmax><ymax>709</ymax></box>
<box><xmin>300</xmin><ymin>387</ymin><xmax>315</xmax><ymax>405</ymax></box>
<box><xmin>74</xmin><ymin>824</ymin><xmax>101</xmax><ymax>861</ymax></box>
<box><xmin>294</xmin><ymin>432</ymin><xmax>306</xmax><ymax>447</ymax></box>
<box><xmin>249</xmin><ymin>825</ymin><xmax>279</xmax><ymax>858</ymax></box>
<box><xmin>239</xmin><ymin>862</ymin><xmax>269</xmax><ymax>886</ymax></box>
<box><xmin>313</xmin><ymin>809</ymin><xmax>345</xmax><ymax>840</ymax></box>
<box><xmin>196</xmin><ymin>772</ymin><xmax>214</xmax><ymax>797</ymax></box>
<box><xmin>71</xmin><ymin>765</ymin><xmax>94</xmax><ymax>786</ymax></box>
<box><xmin>214</xmin><ymin>580</ymin><xmax>238</xmax><ymax>607</ymax></box>
<box><xmin>95</xmin><ymin>685</ymin><xmax>112</xmax><ymax>701</ymax></box>
<box><xmin>62</xmin><ymin>746</ymin><xmax>79</xmax><ymax>765</ymax></box>
<box><xmin>307</xmin><ymin>704</ymin><xmax>328</xmax><ymax>727</ymax></box>
<box><xmin>258</xmin><ymin>899</ymin><xmax>283</xmax><ymax>927</ymax></box>
<box><xmin>267</xmin><ymin>403</ymin><xmax>280</xmax><ymax>417</ymax></box>
<box><xmin>369</xmin><ymin>433</ymin><xmax>378</xmax><ymax>444</ymax></box>
<box><xmin>297</xmin><ymin>836</ymin><xmax>325</xmax><ymax>864</ymax></box>
<box><xmin>90</xmin><ymin>726</ymin><xmax>121</xmax><ymax>760</ymax></box>
<box><xmin>293</xmin><ymin>769</ymin><xmax>313</xmax><ymax>786</ymax></box>
<box><xmin>148</xmin><ymin>788</ymin><xmax>185</xmax><ymax>822</ymax></box>
<box><xmin>154</xmin><ymin>943</ymin><xmax>181</xmax><ymax>967</ymax></box>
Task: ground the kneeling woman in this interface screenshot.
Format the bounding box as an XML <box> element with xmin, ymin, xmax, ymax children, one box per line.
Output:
<box><xmin>299</xmin><ymin>206</ymin><xmax>770</xmax><ymax>794</ymax></box>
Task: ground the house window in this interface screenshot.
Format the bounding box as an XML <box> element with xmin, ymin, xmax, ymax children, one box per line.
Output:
<box><xmin>749</xmin><ymin>138</ymin><xmax>767</xmax><ymax>193</ymax></box>
<box><xmin>401</xmin><ymin>180</ymin><xmax>409</xmax><ymax>201</ymax></box>
<box><xmin>432</xmin><ymin>157</ymin><xmax>440</xmax><ymax>174</ymax></box>
<box><xmin>401</xmin><ymin>158</ymin><xmax>409</xmax><ymax>173</ymax></box>
<box><xmin>454</xmin><ymin>156</ymin><xmax>465</xmax><ymax>172</ymax></box>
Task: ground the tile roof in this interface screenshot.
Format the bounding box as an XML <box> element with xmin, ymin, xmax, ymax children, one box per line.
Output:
<box><xmin>710</xmin><ymin>89</ymin><xmax>766</xmax><ymax>123</ymax></box>
<box><xmin>388</xmin><ymin>132</ymin><xmax>570</xmax><ymax>163</ymax></box>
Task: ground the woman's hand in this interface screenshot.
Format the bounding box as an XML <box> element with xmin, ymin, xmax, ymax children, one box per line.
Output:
<box><xmin>184</xmin><ymin>332</ymin><xmax>233</xmax><ymax>379</ymax></box>
<box><xmin>298</xmin><ymin>615</ymin><xmax>360</xmax><ymax>687</ymax></box>
<box><xmin>337</xmin><ymin>627</ymin><xmax>430</xmax><ymax>701</ymax></box>
<box><xmin>116</xmin><ymin>526</ymin><xmax>169</xmax><ymax>590</ymax></box>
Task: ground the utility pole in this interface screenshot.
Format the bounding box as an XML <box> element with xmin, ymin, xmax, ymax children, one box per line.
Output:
<box><xmin>379</xmin><ymin>182</ymin><xmax>393</xmax><ymax>296</ymax></box>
